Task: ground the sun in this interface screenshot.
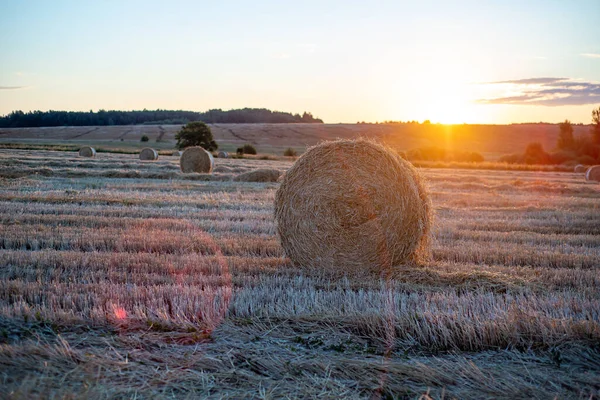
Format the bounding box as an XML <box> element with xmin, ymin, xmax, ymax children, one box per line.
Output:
<box><xmin>426</xmin><ymin>95</ymin><xmax>472</xmax><ymax>124</ymax></box>
<box><xmin>414</xmin><ymin>75</ymin><xmax>481</xmax><ymax>124</ymax></box>
<box><xmin>390</xmin><ymin>61</ymin><xmax>500</xmax><ymax>125</ymax></box>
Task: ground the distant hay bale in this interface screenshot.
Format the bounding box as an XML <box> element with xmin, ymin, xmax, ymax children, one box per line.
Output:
<box><xmin>180</xmin><ymin>146</ymin><xmax>214</xmax><ymax>173</ymax></box>
<box><xmin>217</xmin><ymin>151</ymin><xmax>229</xmax><ymax>158</ymax></box>
<box><xmin>172</xmin><ymin>151</ymin><xmax>182</xmax><ymax>157</ymax></box>
<box><xmin>585</xmin><ymin>165</ymin><xmax>600</xmax><ymax>182</ymax></box>
<box><xmin>139</xmin><ymin>148</ymin><xmax>158</xmax><ymax>161</ymax></box>
<box><xmin>233</xmin><ymin>168</ymin><xmax>282</xmax><ymax>182</ymax></box>
<box><xmin>78</xmin><ymin>146</ymin><xmax>96</xmax><ymax>158</ymax></box>
<box><xmin>574</xmin><ymin>164</ymin><xmax>587</xmax><ymax>173</ymax></box>
<box><xmin>274</xmin><ymin>139</ymin><xmax>432</xmax><ymax>274</ymax></box>
<box><xmin>213</xmin><ymin>165</ymin><xmax>234</xmax><ymax>173</ymax></box>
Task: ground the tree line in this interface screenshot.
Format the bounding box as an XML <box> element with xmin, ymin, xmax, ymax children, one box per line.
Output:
<box><xmin>0</xmin><ymin>108</ymin><xmax>323</xmax><ymax>128</ymax></box>
<box><xmin>500</xmin><ymin>107</ymin><xmax>600</xmax><ymax>165</ymax></box>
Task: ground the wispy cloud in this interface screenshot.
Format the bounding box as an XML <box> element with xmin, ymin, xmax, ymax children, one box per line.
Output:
<box><xmin>580</xmin><ymin>53</ymin><xmax>600</xmax><ymax>59</ymax></box>
<box><xmin>486</xmin><ymin>77</ymin><xmax>568</xmax><ymax>85</ymax></box>
<box><xmin>0</xmin><ymin>86</ymin><xmax>26</xmax><ymax>90</ymax></box>
<box><xmin>477</xmin><ymin>78</ymin><xmax>600</xmax><ymax>106</ymax></box>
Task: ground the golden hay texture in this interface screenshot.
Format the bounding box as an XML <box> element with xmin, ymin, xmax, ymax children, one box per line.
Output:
<box><xmin>574</xmin><ymin>164</ymin><xmax>587</xmax><ymax>173</ymax></box>
<box><xmin>275</xmin><ymin>139</ymin><xmax>432</xmax><ymax>274</ymax></box>
<box><xmin>217</xmin><ymin>151</ymin><xmax>229</xmax><ymax>158</ymax></box>
<box><xmin>233</xmin><ymin>168</ymin><xmax>282</xmax><ymax>182</ymax></box>
<box><xmin>139</xmin><ymin>148</ymin><xmax>158</xmax><ymax>161</ymax></box>
<box><xmin>180</xmin><ymin>146</ymin><xmax>214</xmax><ymax>173</ymax></box>
<box><xmin>78</xmin><ymin>146</ymin><xmax>96</xmax><ymax>157</ymax></box>
<box><xmin>585</xmin><ymin>165</ymin><xmax>600</xmax><ymax>182</ymax></box>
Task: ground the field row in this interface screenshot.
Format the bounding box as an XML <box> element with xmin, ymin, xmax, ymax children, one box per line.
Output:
<box><xmin>1</xmin><ymin>150</ymin><xmax>599</xmax><ymax>398</ymax></box>
<box><xmin>1</xmin><ymin>249</ymin><xmax>599</xmax><ymax>292</ymax></box>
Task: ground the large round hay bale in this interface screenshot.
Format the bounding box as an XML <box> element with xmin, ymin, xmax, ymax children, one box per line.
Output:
<box><xmin>217</xmin><ymin>151</ymin><xmax>229</xmax><ymax>158</ymax></box>
<box><xmin>233</xmin><ymin>168</ymin><xmax>282</xmax><ymax>182</ymax></box>
<box><xmin>586</xmin><ymin>165</ymin><xmax>600</xmax><ymax>182</ymax></box>
<box><xmin>275</xmin><ymin>139</ymin><xmax>432</xmax><ymax>274</ymax></box>
<box><xmin>139</xmin><ymin>148</ymin><xmax>158</xmax><ymax>161</ymax></box>
<box><xmin>180</xmin><ymin>146</ymin><xmax>214</xmax><ymax>173</ymax></box>
<box><xmin>172</xmin><ymin>151</ymin><xmax>182</xmax><ymax>157</ymax></box>
<box><xmin>574</xmin><ymin>164</ymin><xmax>587</xmax><ymax>173</ymax></box>
<box><xmin>78</xmin><ymin>146</ymin><xmax>96</xmax><ymax>158</ymax></box>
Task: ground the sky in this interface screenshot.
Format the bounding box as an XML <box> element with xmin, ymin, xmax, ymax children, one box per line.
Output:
<box><xmin>1</xmin><ymin>0</ymin><xmax>599</xmax><ymax>124</ymax></box>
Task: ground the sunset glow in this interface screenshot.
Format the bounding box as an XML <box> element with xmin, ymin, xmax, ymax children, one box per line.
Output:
<box><xmin>1</xmin><ymin>0</ymin><xmax>599</xmax><ymax>123</ymax></box>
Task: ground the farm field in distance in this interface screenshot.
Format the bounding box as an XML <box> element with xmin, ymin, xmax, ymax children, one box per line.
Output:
<box><xmin>1</xmin><ymin>148</ymin><xmax>600</xmax><ymax>398</ymax></box>
<box><xmin>0</xmin><ymin>123</ymin><xmax>593</xmax><ymax>160</ymax></box>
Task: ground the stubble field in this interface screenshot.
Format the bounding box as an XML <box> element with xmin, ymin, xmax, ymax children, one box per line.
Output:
<box><xmin>0</xmin><ymin>149</ymin><xmax>599</xmax><ymax>399</ymax></box>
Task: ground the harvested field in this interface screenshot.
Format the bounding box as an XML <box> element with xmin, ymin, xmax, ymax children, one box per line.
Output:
<box><xmin>0</xmin><ymin>148</ymin><xmax>599</xmax><ymax>398</ymax></box>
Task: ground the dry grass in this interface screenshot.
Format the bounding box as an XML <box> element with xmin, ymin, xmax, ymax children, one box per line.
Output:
<box><xmin>0</xmin><ymin>148</ymin><xmax>599</xmax><ymax>398</ymax></box>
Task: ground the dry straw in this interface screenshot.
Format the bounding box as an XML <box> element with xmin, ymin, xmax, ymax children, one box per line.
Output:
<box><xmin>78</xmin><ymin>146</ymin><xmax>96</xmax><ymax>158</ymax></box>
<box><xmin>234</xmin><ymin>168</ymin><xmax>282</xmax><ymax>182</ymax></box>
<box><xmin>274</xmin><ymin>138</ymin><xmax>432</xmax><ymax>275</ymax></box>
<box><xmin>218</xmin><ymin>151</ymin><xmax>229</xmax><ymax>158</ymax></box>
<box><xmin>585</xmin><ymin>165</ymin><xmax>600</xmax><ymax>182</ymax></box>
<box><xmin>139</xmin><ymin>148</ymin><xmax>158</xmax><ymax>161</ymax></box>
<box><xmin>180</xmin><ymin>146</ymin><xmax>214</xmax><ymax>173</ymax></box>
<box><xmin>574</xmin><ymin>164</ymin><xmax>587</xmax><ymax>173</ymax></box>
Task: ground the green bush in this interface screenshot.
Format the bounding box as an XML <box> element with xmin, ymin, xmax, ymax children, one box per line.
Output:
<box><xmin>574</xmin><ymin>136</ymin><xmax>600</xmax><ymax>160</ymax></box>
<box><xmin>283</xmin><ymin>147</ymin><xmax>297</xmax><ymax>157</ymax></box>
<box><xmin>241</xmin><ymin>144</ymin><xmax>257</xmax><ymax>155</ymax></box>
<box><xmin>464</xmin><ymin>152</ymin><xmax>484</xmax><ymax>163</ymax></box>
<box><xmin>577</xmin><ymin>155</ymin><xmax>596</xmax><ymax>165</ymax></box>
<box><xmin>406</xmin><ymin>146</ymin><xmax>484</xmax><ymax>162</ymax></box>
<box><xmin>498</xmin><ymin>153</ymin><xmax>523</xmax><ymax>164</ymax></box>
<box><xmin>549</xmin><ymin>150</ymin><xmax>577</xmax><ymax>165</ymax></box>
<box><xmin>524</xmin><ymin>142</ymin><xmax>551</xmax><ymax>165</ymax></box>
<box><xmin>141</xmin><ymin>135</ymin><xmax>149</xmax><ymax>142</ymax></box>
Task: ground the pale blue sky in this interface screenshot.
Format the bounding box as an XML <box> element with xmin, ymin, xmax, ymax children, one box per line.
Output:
<box><xmin>1</xmin><ymin>0</ymin><xmax>599</xmax><ymax>123</ymax></box>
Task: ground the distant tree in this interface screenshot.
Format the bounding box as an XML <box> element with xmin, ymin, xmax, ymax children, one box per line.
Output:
<box><xmin>301</xmin><ymin>112</ymin><xmax>314</xmax><ymax>122</ymax></box>
<box><xmin>0</xmin><ymin>108</ymin><xmax>323</xmax><ymax>128</ymax></box>
<box><xmin>557</xmin><ymin>120</ymin><xmax>574</xmax><ymax>149</ymax></box>
<box><xmin>175</xmin><ymin>121</ymin><xmax>218</xmax><ymax>151</ymax></box>
<box><xmin>141</xmin><ymin>135</ymin><xmax>149</xmax><ymax>142</ymax></box>
<box><xmin>241</xmin><ymin>144</ymin><xmax>257</xmax><ymax>155</ymax></box>
<box><xmin>592</xmin><ymin>107</ymin><xmax>600</xmax><ymax>144</ymax></box>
